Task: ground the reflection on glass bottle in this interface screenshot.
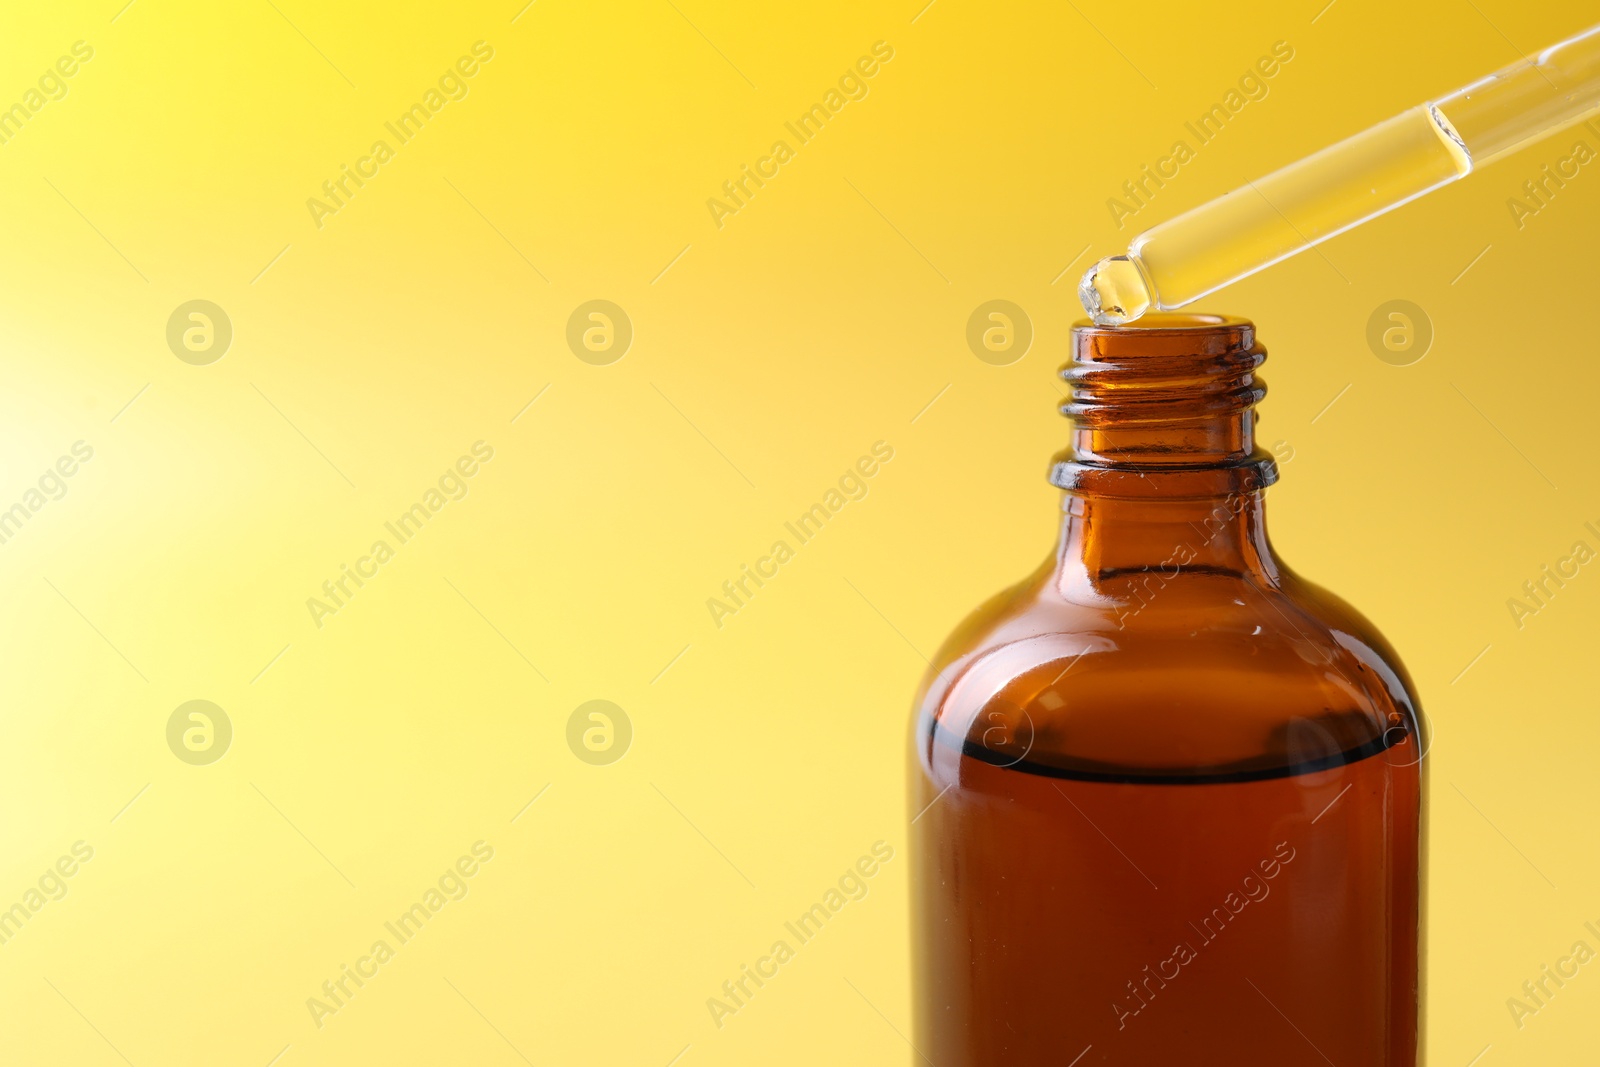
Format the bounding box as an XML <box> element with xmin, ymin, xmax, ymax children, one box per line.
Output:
<box><xmin>910</xmin><ymin>315</ymin><xmax>1425</xmax><ymax>1066</ymax></box>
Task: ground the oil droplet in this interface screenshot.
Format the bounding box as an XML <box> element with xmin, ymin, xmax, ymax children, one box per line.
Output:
<box><xmin>1079</xmin><ymin>256</ymin><xmax>1152</xmax><ymax>326</ymax></box>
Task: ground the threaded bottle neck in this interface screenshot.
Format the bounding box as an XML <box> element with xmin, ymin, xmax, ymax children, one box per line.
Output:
<box><xmin>1050</xmin><ymin>314</ymin><xmax>1278</xmax><ymax>499</ymax></box>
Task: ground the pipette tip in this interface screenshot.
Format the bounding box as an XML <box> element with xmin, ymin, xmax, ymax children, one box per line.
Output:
<box><xmin>1078</xmin><ymin>256</ymin><xmax>1152</xmax><ymax>326</ymax></box>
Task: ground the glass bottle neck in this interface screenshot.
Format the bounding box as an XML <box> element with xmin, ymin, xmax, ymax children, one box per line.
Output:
<box><xmin>1054</xmin><ymin>491</ymin><xmax>1279</xmax><ymax>594</ymax></box>
<box><xmin>1050</xmin><ymin>314</ymin><xmax>1282</xmax><ymax>590</ymax></box>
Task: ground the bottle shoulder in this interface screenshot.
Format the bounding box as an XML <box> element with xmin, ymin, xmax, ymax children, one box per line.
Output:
<box><xmin>913</xmin><ymin>556</ymin><xmax>1421</xmax><ymax>784</ymax></box>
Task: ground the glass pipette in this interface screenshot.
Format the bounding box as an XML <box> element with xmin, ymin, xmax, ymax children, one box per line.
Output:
<box><xmin>1080</xmin><ymin>22</ymin><xmax>1600</xmax><ymax>325</ymax></box>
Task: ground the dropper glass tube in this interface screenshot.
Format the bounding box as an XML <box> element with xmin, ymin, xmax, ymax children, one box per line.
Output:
<box><xmin>1080</xmin><ymin>22</ymin><xmax>1600</xmax><ymax>325</ymax></box>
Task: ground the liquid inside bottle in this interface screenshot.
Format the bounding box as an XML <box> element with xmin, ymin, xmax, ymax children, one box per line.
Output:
<box><xmin>910</xmin><ymin>315</ymin><xmax>1425</xmax><ymax>1065</ymax></box>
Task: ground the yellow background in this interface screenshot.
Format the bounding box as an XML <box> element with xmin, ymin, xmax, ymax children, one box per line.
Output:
<box><xmin>1</xmin><ymin>0</ymin><xmax>1596</xmax><ymax>1063</ymax></box>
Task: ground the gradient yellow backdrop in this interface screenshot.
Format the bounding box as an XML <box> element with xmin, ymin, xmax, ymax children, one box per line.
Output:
<box><xmin>1</xmin><ymin>0</ymin><xmax>1596</xmax><ymax>1063</ymax></box>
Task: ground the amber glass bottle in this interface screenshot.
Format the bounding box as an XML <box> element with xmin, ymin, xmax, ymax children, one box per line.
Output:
<box><xmin>910</xmin><ymin>315</ymin><xmax>1424</xmax><ymax>1066</ymax></box>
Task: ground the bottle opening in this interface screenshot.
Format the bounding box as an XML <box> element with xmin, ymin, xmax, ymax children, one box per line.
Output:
<box><xmin>1089</xmin><ymin>312</ymin><xmax>1228</xmax><ymax>330</ymax></box>
<box><xmin>1072</xmin><ymin>311</ymin><xmax>1247</xmax><ymax>336</ymax></box>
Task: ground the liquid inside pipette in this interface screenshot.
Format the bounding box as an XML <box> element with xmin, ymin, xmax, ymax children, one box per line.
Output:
<box><xmin>1079</xmin><ymin>257</ymin><xmax>1153</xmax><ymax>327</ymax></box>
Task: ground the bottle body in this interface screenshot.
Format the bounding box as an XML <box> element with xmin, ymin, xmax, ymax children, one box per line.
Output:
<box><xmin>909</xmin><ymin>316</ymin><xmax>1424</xmax><ymax>1065</ymax></box>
